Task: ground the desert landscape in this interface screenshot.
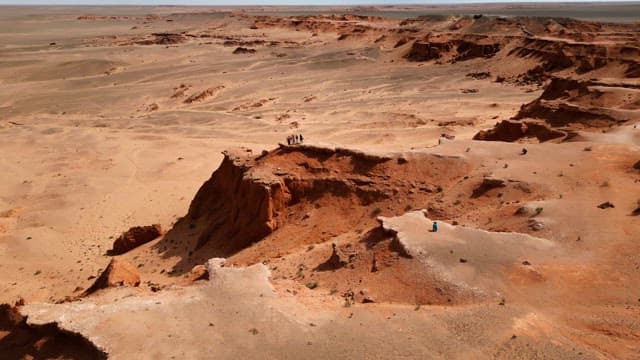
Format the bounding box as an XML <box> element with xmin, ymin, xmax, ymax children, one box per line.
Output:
<box><xmin>0</xmin><ymin>2</ymin><xmax>639</xmax><ymax>359</ymax></box>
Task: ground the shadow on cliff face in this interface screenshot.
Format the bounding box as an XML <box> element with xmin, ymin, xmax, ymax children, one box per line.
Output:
<box><xmin>152</xmin><ymin>145</ymin><xmax>472</xmax><ymax>276</ymax></box>
<box><xmin>0</xmin><ymin>304</ymin><xmax>107</xmax><ymax>360</ymax></box>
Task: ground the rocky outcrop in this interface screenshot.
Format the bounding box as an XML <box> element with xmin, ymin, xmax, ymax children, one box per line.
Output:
<box><xmin>509</xmin><ymin>38</ymin><xmax>639</xmax><ymax>73</ymax></box>
<box><xmin>473</xmin><ymin>120</ymin><xmax>566</xmax><ymax>142</ymax></box>
<box><xmin>183</xmin><ymin>86</ymin><xmax>224</xmax><ymax>104</ymax></box>
<box><xmin>111</xmin><ymin>224</ymin><xmax>162</xmax><ymax>255</ymax></box>
<box><xmin>314</xmin><ymin>243</ymin><xmax>347</xmax><ymax>271</ymax></box>
<box><xmin>186</xmin><ymin>149</ymin><xmax>291</xmax><ymax>253</ymax></box>
<box><xmin>185</xmin><ymin>146</ymin><xmax>392</xmax><ymax>252</ymax></box>
<box><xmin>251</xmin><ymin>14</ymin><xmax>381</xmax><ymax>35</ymax></box>
<box><xmin>597</xmin><ymin>201</ymin><xmax>615</xmax><ymax>209</ymax></box>
<box><xmin>188</xmin><ymin>264</ymin><xmax>209</xmax><ymax>282</ymax></box>
<box><xmin>406</xmin><ymin>40</ymin><xmax>450</xmax><ymax>61</ymax></box>
<box><xmin>233</xmin><ymin>47</ymin><xmax>256</xmax><ymax>54</ymax></box>
<box><xmin>536</xmin><ymin>77</ymin><xmax>590</xmax><ymax>100</ymax></box>
<box><xmin>82</xmin><ymin>259</ymin><xmax>140</xmax><ymax>296</ymax></box>
<box><xmin>406</xmin><ymin>35</ymin><xmax>500</xmax><ymax>62</ymax></box>
<box><xmin>516</xmin><ymin>101</ymin><xmax>619</xmax><ymax>127</ymax></box>
<box><xmin>467</xmin><ymin>71</ymin><xmax>491</xmax><ymax>80</ymax></box>
<box><xmin>513</xmin><ymin>77</ymin><xmax>639</xmax><ymax>128</ymax></box>
<box><xmin>627</xmin><ymin>62</ymin><xmax>640</xmax><ymax>78</ymax></box>
<box><xmin>135</xmin><ymin>32</ymin><xmax>186</xmax><ymax>45</ymax></box>
<box><xmin>178</xmin><ymin>145</ymin><xmax>470</xmax><ymax>257</ymax></box>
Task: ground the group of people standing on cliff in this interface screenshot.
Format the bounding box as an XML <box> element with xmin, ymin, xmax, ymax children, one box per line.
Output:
<box><xmin>287</xmin><ymin>134</ymin><xmax>304</xmax><ymax>145</ymax></box>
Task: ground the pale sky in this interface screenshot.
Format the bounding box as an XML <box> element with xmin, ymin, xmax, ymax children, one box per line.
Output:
<box><xmin>0</xmin><ymin>0</ymin><xmax>636</xmax><ymax>5</ymax></box>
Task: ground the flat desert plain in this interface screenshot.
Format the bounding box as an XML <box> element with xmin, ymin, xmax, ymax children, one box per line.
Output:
<box><xmin>0</xmin><ymin>4</ymin><xmax>639</xmax><ymax>359</ymax></box>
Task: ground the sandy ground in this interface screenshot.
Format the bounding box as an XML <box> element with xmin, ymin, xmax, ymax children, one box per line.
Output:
<box><xmin>0</xmin><ymin>7</ymin><xmax>531</xmax><ymax>304</ymax></box>
<box><xmin>0</xmin><ymin>5</ymin><xmax>639</xmax><ymax>360</ymax></box>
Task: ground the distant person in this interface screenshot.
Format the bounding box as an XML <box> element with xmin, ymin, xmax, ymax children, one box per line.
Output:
<box><xmin>287</xmin><ymin>135</ymin><xmax>292</xmax><ymax>145</ymax></box>
<box><xmin>432</xmin><ymin>221</ymin><xmax>438</xmax><ymax>232</ymax></box>
<box><xmin>300</xmin><ymin>134</ymin><xmax>304</xmax><ymax>143</ymax></box>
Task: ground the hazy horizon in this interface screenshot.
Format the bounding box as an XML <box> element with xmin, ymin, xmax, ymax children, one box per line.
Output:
<box><xmin>1</xmin><ymin>0</ymin><xmax>639</xmax><ymax>5</ymax></box>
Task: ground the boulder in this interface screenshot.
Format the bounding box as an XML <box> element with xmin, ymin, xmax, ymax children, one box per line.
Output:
<box><xmin>111</xmin><ymin>224</ymin><xmax>162</xmax><ymax>255</ymax></box>
<box><xmin>82</xmin><ymin>259</ymin><xmax>140</xmax><ymax>296</ymax></box>
<box><xmin>355</xmin><ymin>289</ymin><xmax>375</xmax><ymax>304</ymax></box>
<box><xmin>597</xmin><ymin>201</ymin><xmax>615</xmax><ymax>209</ymax></box>
<box><xmin>233</xmin><ymin>47</ymin><xmax>256</xmax><ymax>54</ymax></box>
<box><xmin>189</xmin><ymin>265</ymin><xmax>209</xmax><ymax>282</ymax></box>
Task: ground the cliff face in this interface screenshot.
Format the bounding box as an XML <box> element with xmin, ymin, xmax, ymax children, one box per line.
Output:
<box><xmin>187</xmin><ymin>151</ymin><xmax>291</xmax><ymax>252</ymax></box>
<box><xmin>474</xmin><ymin>75</ymin><xmax>639</xmax><ymax>142</ymax></box>
<box><xmin>406</xmin><ymin>35</ymin><xmax>501</xmax><ymax>63</ymax></box>
<box><xmin>513</xmin><ymin>77</ymin><xmax>639</xmax><ymax>127</ymax></box>
<box><xmin>509</xmin><ymin>38</ymin><xmax>640</xmax><ymax>75</ymax></box>
<box><xmin>177</xmin><ymin>145</ymin><xmax>470</xmax><ymax>257</ymax></box>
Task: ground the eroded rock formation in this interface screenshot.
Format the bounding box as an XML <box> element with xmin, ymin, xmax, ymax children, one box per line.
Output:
<box><xmin>406</xmin><ymin>35</ymin><xmax>501</xmax><ymax>62</ymax></box>
<box><xmin>175</xmin><ymin>145</ymin><xmax>470</xmax><ymax>257</ymax></box>
<box><xmin>473</xmin><ymin>120</ymin><xmax>567</xmax><ymax>142</ymax></box>
<box><xmin>514</xmin><ymin>77</ymin><xmax>640</xmax><ymax>128</ymax></box>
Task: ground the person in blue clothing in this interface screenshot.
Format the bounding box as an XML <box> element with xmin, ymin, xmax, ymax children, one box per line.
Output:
<box><xmin>432</xmin><ymin>221</ymin><xmax>438</xmax><ymax>232</ymax></box>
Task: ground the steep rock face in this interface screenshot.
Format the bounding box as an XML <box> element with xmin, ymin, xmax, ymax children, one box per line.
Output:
<box><xmin>185</xmin><ymin>146</ymin><xmax>395</xmax><ymax>253</ymax></box>
<box><xmin>177</xmin><ymin>145</ymin><xmax>470</xmax><ymax>258</ymax></box>
<box><xmin>406</xmin><ymin>35</ymin><xmax>501</xmax><ymax>62</ymax></box>
<box><xmin>251</xmin><ymin>14</ymin><xmax>382</xmax><ymax>36</ymax></box>
<box><xmin>509</xmin><ymin>38</ymin><xmax>640</xmax><ymax>73</ymax></box>
<box><xmin>406</xmin><ymin>40</ymin><xmax>452</xmax><ymax>61</ymax></box>
<box><xmin>187</xmin><ymin>150</ymin><xmax>291</xmax><ymax>252</ymax></box>
<box><xmin>536</xmin><ymin>77</ymin><xmax>590</xmax><ymax>100</ymax></box>
<box><xmin>627</xmin><ymin>62</ymin><xmax>640</xmax><ymax>78</ymax></box>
